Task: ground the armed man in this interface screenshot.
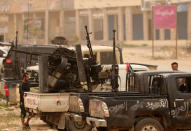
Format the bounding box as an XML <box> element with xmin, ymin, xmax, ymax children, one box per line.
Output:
<box><xmin>19</xmin><ymin>73</ymin><xmax>34</xmax><ymax>129</ymax></box>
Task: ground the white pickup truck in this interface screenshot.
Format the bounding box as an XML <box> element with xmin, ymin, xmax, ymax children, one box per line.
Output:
<box><xmin>24</xmin><ymin>45</ymin><xmax>157</xmax><ymax>130</ymax></box>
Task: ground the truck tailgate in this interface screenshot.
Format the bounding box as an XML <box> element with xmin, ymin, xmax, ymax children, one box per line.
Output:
<box><xmin>24</xmin><ymin>92</ymin><xmax>69</xmax><ymax>112</ymax></box>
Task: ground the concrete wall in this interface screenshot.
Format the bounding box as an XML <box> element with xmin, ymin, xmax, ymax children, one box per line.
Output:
<box><xmin>49</xmin><ymin>11</ymin><xmax>60</xmax><ymax>41</ymax></box>
<box><xmin>74</xmin><ymin>0</ymin><xmax>140</xmax><ymax>9</ymax></box>
<box><xmin>7</xmin><ymin>15</ymin><xmax>15</xmax><ymax>41</ymax></box>
<box><xmin>0</xmin><ymin>0</ymin><xmax>63</xmax><ymax>14</ymax></box>
<box><xmin>74</xmin><ymin>0</ymin><xmax>191</xmax><ymax>10</ymax></box>
<box><xmin>171</xmin><ymin>0</ymin><xmax>191</xmax><ymax>3</ymax></box>
<box><xmin>63</xmin><ymin>0</ymin><xmax>75</xmax><ymax>10</ymax></box>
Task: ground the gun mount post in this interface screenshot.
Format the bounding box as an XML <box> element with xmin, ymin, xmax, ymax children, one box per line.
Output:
<box><xmin>75</xmin><ymin>44</ymin><xmax>88</xmax><ymax>90</ymax></box>
<box><xmin>39</xmin><ymin>55</ymin><xmax>49</xmax><ymax>93</ymax></box>
<box><xmin>15</xmin><ymin>31</ymin><xmax>18</xmax><ymax>48</ymax></box>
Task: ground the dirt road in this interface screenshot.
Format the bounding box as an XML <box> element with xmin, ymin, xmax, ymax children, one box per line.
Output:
<box><xmin>122</xmin><ymin>45</ymin><xmax>191</xmax><ymax>72</ymax></box>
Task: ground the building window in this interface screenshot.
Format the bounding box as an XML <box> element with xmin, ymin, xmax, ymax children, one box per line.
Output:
<box><xmin>177</xmin><ymin>12</ymin><xmax>188</xmax><ymax>40</ymax></box>
<box><xmin>165</xmin><ymin>29</ymin><xmax>170</xmax><ymax>40</ymax></box>
<box><xmin>23</xmin><ymin>18</ymin><xmax>45</xmax><ymax>39</ymax></box>
<box><xmin>80</xmin><ymin>16</ymin><xmax>88</xmax><ymax>40</ymax></box>
<box><xmin>133</xmin><ymin>14</ymin><xmax>144</xmax><ymax>40</ymax></box>
<box><xmin>108</xmin><ymin>15</ymin><xmax>118</xmax><ymax>40</ymax></box>
<box><xmin>123</xmin><ymin>14</ymin><xmax>126</xmax><ymax>40</ymax></box>
<box><xmin>155</xmin><ymin>29</ymin><xmax>160</xmax><ymax>40</ymax></box>
<box><xmin>94</xmin><ymin>17</ymin><xmax>103</xmax><ymax>40</ymax></box>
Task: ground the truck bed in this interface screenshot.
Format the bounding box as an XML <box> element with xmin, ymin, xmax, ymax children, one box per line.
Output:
<box><xmin>24</xmin><ymin>92</ymin><xmax>69</xmax><ymax>112</ymax></box>
<box><xmin>69</xmin><ymin>91</ymin><xmax>142</xmax><ymax>97</ymax></box>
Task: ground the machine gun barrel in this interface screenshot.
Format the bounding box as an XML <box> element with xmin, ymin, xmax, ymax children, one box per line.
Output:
<box><xmin>14</xmin><ymin>31</ymin><xmax>21</xmax><ymax>79</ymax></box>
<box><xmin>85</xmin><ymin>26</ymin><xmax>94</xmax><ymax>60</ymax></box>
<box><xmin>15</xmin><ymin>31</ymin><xmax>18</xmax><ymax>47</ymax></box>
<box><xmin>0</xmin><ymin>42</ymin><xmax>12</xmax><ymax>46</ymax></box>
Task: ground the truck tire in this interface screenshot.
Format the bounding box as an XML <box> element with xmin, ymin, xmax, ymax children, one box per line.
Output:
<box><xmin>135</xmin><ymin>118</ymin><xmax>164</xmax><ymax>131</ymax></box>
<box><xmin>66</xmin><ymin>119</ymin><xmax>92</xmax><ymax>131</ymax></box>
<box><xmin>58</xmin><ymin>129</ymin><xmax>66</xmax><ymax>131</ymax></box>
<box><xmin>97</xmin><ymin>127</ymin><xmax>107</xmax><ymax>131</ymax></box>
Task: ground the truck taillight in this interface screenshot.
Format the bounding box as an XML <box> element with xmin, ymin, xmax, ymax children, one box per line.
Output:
<box><xmin>6</xmin><ymin>59</ymin><xmax>12</xmax><ymax>63</ymax></box>
<box><xmin>4</xmin><ymin>84</ymin><xmax>9</xmax><ymax>96</ymax></box>
<box><xmin>126</xmin><ymin>63</ymin><xmax>129</xmax><ymax>72</ymax></box>
<box><xmin>69</xmin><ymin>96</ymin><xmax>84</xmax><ymax>113</ymax></box>
<box><xmin>89</xmin><ymin>99</ymin><xmax>109</xmax><ymax>118</ymax></box>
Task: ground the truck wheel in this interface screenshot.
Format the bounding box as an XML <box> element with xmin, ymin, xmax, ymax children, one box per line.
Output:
<box><xmin>66</xmin><ymin>119</ymin><xmax>92</xmax><ymax>131</ymax></box>
<box><xmin>135</xmin><ymin>118</ymin><xmax>164</xmax><ymax>131</ymax></box>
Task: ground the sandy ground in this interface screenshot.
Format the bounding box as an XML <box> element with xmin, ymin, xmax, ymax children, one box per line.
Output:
<box><xmin>122</xmin><ymin>45</ymin><xmax>191</xmax><ymax>72</ymax></box>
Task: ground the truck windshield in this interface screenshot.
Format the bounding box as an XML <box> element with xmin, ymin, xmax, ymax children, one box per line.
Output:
<box><xmin>100</xmin><ymin>51</ymin><xmax>116</xmax><ymax>64</ymax></box>
<box><xmin>176</xmin><ymin>77</ymin><xmax>191</xmax><ymax>93</ymax></box>
<box><xmin>128</xmin><ymin>74</ymin><xmax>167</xmax><ymax>95</ymax></box>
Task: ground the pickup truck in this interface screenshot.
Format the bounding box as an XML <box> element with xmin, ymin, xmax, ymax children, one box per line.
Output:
<box><xmin>23</xmin><ymin>44</ymin><xmax>155</xmax><ymax>130</ymax></box>
<box><xmin>65</xmin><ymin>71</ymin><xmax>176</xmax><ymax>131</ymax></box>
<box><xmin>85</xmin><ymin>72</ymin><xmax>191</xmax><ymax>131</ymax></box>
<box><xmin>24</xmin><ymin>66</ymin><xmax>150</xmax><ymax>130</ymax></box>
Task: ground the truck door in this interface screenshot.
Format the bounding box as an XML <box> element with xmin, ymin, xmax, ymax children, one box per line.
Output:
<box><xmin>170</xmin><ymin>76</ymin><xmax>191</xmax><ymax>125</ymax></box>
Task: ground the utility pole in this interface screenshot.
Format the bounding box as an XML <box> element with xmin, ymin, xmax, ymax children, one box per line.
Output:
<box><xmin>45</xmin><ymin>0</ymin><xmax>49</xmax><ymax>44</ymax></box>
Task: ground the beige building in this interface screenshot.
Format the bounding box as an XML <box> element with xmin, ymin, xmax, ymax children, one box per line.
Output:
<box><xmin>0</xmin><ymin>0</ymin><xmax>191</xmax><ymax>44</ymax></box>
<box><xmin>75</xmin><ymin>0</ymin><xmax>191</xmax><ymax>43</ymax></box>
<box><xmin>0</xmin><ymin>0</ymin><xmax>76</xmax><ymax>44</ymax></box>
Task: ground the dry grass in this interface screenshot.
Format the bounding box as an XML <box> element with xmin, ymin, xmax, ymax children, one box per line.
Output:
<box><xmin>0</xmin><ymin>101</ymin><xmax>9</xmax><ymax>109</ymax></box>
<box><xmin>0</xmin><ymin>102</ymin><xmax>51</xmax><ymax>130</ymax></box>
<box><xmin>0</xmin><ymin>112</ymin><xmax>20</xmax><ymax>130</ymax></box>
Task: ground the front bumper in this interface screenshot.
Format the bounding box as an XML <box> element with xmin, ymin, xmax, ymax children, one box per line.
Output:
<box><xmin>86</xmin><ymin>117</ymin><xmax>107</xmax><ymax>127</ymax></box>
